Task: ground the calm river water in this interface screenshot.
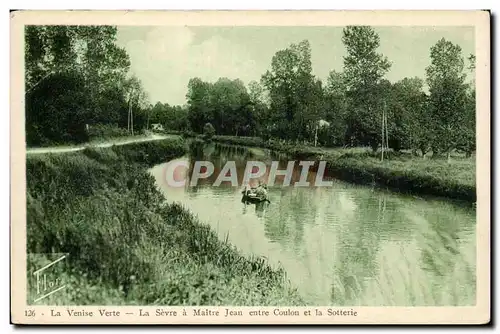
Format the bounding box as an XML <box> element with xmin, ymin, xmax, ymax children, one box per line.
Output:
<box><xmin>150</xmin><ymin>142</ymin><xmax>476</xmax><ymax>306</ymax></box>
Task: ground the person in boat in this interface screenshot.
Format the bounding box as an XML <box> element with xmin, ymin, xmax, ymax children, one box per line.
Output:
<box><xmin>242</xmin><ymin>181</ymin><xmax>268</xmax><ymax>198</ymax></box>
<box><xmin>254</xmin><ymin>181</ymin><xmax>268</xmax><ymax>198</ymax></box>
<box><xmin>241</xmin><ymin>182</ymin><xmax>270</xmax><ymax>205</ymax></box>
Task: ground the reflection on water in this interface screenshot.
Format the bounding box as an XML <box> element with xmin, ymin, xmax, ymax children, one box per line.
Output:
<box><xmin>150</xmin><ymin>142</ymin><xmax>476</xmax><ymax>306</ymax></box>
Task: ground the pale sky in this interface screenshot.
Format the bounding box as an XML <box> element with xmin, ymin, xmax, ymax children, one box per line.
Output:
<box><xmin>116</xmin><ymin>26</ymin><xmax>475</xmax><ymax>106</ymax></box>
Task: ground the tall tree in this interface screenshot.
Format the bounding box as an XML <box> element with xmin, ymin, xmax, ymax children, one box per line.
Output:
<box><xmin>25</xmin><ymin>26</ymin><xmax>130</xmax><ymax>94</ymax></box>
<box><xmin>391</xmin><ymin>77</ymin><xmax>429</xmax><ymax>154</ymax></box>
<box><xmin>459</xmin><ymin>53</ymin><xmax>476</xmax><ymax>157</ymax></box>
<box><xmin>341</xmin><ymin>26</ymin><xmax>391</xmax><ymax>151</ymax></box>
<box><xmin>25</xmin><ymin>25</ymin><xmax>137</xmax><ymax>145</ymax></box>
<box><xmin>209</xmin><ymin>78</ymin><xmax>251</xmax><ymax>135</ymax></box>
<box><xmin>247</xmin><ymin>80</ymin><xmax>270</xmax><ymax>137</ymax></box>
<box><xmin>186</xmin><ymin>78</ymin><xmax>213</xmax><ymax>133</ymax></box>
<box><xmin>425</xmin><ymin>38</ymin><xmax>469</xmax><ymax>160</ymax></box>
<box><xmin>261</xmin><ymin>40</ymin><xmax>317</xmax><ymax>141</ymax></box>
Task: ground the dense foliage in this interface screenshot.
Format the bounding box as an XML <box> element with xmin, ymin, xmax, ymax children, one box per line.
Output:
<box><xmin>25</xmin><ymin>25</ymin><xmax>149</xmax><ymax>146</ymax></box>
<box><xmin>25</xmin><ymin>25</ymin><xmax>475</xmax><ymax>158</ymax></box>
<box><xmin>177</xmin><ymin>28</ymin><xmax>476</xmax><ymax>158</ymax></box>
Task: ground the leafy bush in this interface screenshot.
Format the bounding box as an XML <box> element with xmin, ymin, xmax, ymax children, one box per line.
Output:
<box><xmin>203</xmin><ymin>123</ymin><xmax>216</xmax><ymax>140</ymax></box>
<box><xmin>26</xmin><ymin>72</ymin><xmax>92</xmax><ymax>146</ymax></box>
<box><xmin>181</xmin><ymin>130</ymin><xmax>197</xmax><ymax>139</ymax></box>
<box><xmin>87</xmin><ymin>124</ymin><xmax>130</xmax><ymax>141</ymax></box>
<box><xmin>110</xmin><ymin>138</ymin><xmax>187</xmax><ymax>166</ymax></box>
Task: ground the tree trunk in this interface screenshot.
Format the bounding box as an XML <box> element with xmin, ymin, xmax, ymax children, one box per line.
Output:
<box><xmin>314</xmin><ymin>124</ymin><xmax>318</xmax><ymax>147</ymax></box>
<box><xmin>431</xmin><ymin>145</ymin><xmax>440</xmax><ymax>159</ymax></box>
<box><xmin>384</xmin><ymin>109</ymin><xmax>389</xmax><ymax>153</ymax></box>
<box><xmin>131</xmin><ymin>105</ymin><xmax>134</xmax><ymax>136</ymax></box>
<box><xmin>380</xmin><ymin>108</ymin><xmax>385</xmax><ymax>161</ymax></box>
<box><xmin>418</xmin><ymin>144</ymin><xmax>427</xmax><ymax>159</ymax></box>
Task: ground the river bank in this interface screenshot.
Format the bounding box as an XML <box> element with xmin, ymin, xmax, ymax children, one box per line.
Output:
<box><xmin>208</xmin><ymin>135</ymin><xmax>476</xmax><ymax>204</ymax></box>
<box><xmin>26</xmin><ymin>138</ymin><xmax>303</xmax><ymax>305</ymax></box>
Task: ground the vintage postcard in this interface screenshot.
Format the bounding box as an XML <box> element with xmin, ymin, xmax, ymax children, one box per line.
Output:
<box><xmin>10</xmin><ymin>10</ymin><xmax>490</xmax><ymax>325</ymax></box>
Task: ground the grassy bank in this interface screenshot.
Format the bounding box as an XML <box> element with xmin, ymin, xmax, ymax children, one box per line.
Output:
<box><xmin>27</xmin><ymin>124</ymin><xmax>150</xmax><ymax>149</ymax></box>
<box><xmin>211</xmin><ymin>135</ymin><xmax>476</xmax><ymax>203</ymax></box>
<box><xmin>26</xmin><ymin>134</ymin><xmax>150</xmax><ymax>151</ymax></box>
<box><xmin>26</xmin><ymin>137</ymin><xmax>303</xmax><ymax>305</ymax></box>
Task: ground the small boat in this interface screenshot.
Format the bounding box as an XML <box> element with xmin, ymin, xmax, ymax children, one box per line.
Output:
<box><xmin>241</xmin><ymin>186</ymin><xmax>270</xmax><ymax>204</ymax></box>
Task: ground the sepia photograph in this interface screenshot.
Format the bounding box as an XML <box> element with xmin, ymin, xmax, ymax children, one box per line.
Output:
<box><xmin>10</xmin><ymin>10</ymin><xmax>490</xmax><ymax>325</ymax></box>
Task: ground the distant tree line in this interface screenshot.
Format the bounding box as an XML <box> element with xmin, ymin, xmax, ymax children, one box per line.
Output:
<box><xmin>25</xmin><ymin>25</ymin><xmax>475</xmax><ymax>158</ymax></box>
<box><xmin>173</xmin><ymin>27</ymin><xmax>475</xmax><ymax>158</ymax></box>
